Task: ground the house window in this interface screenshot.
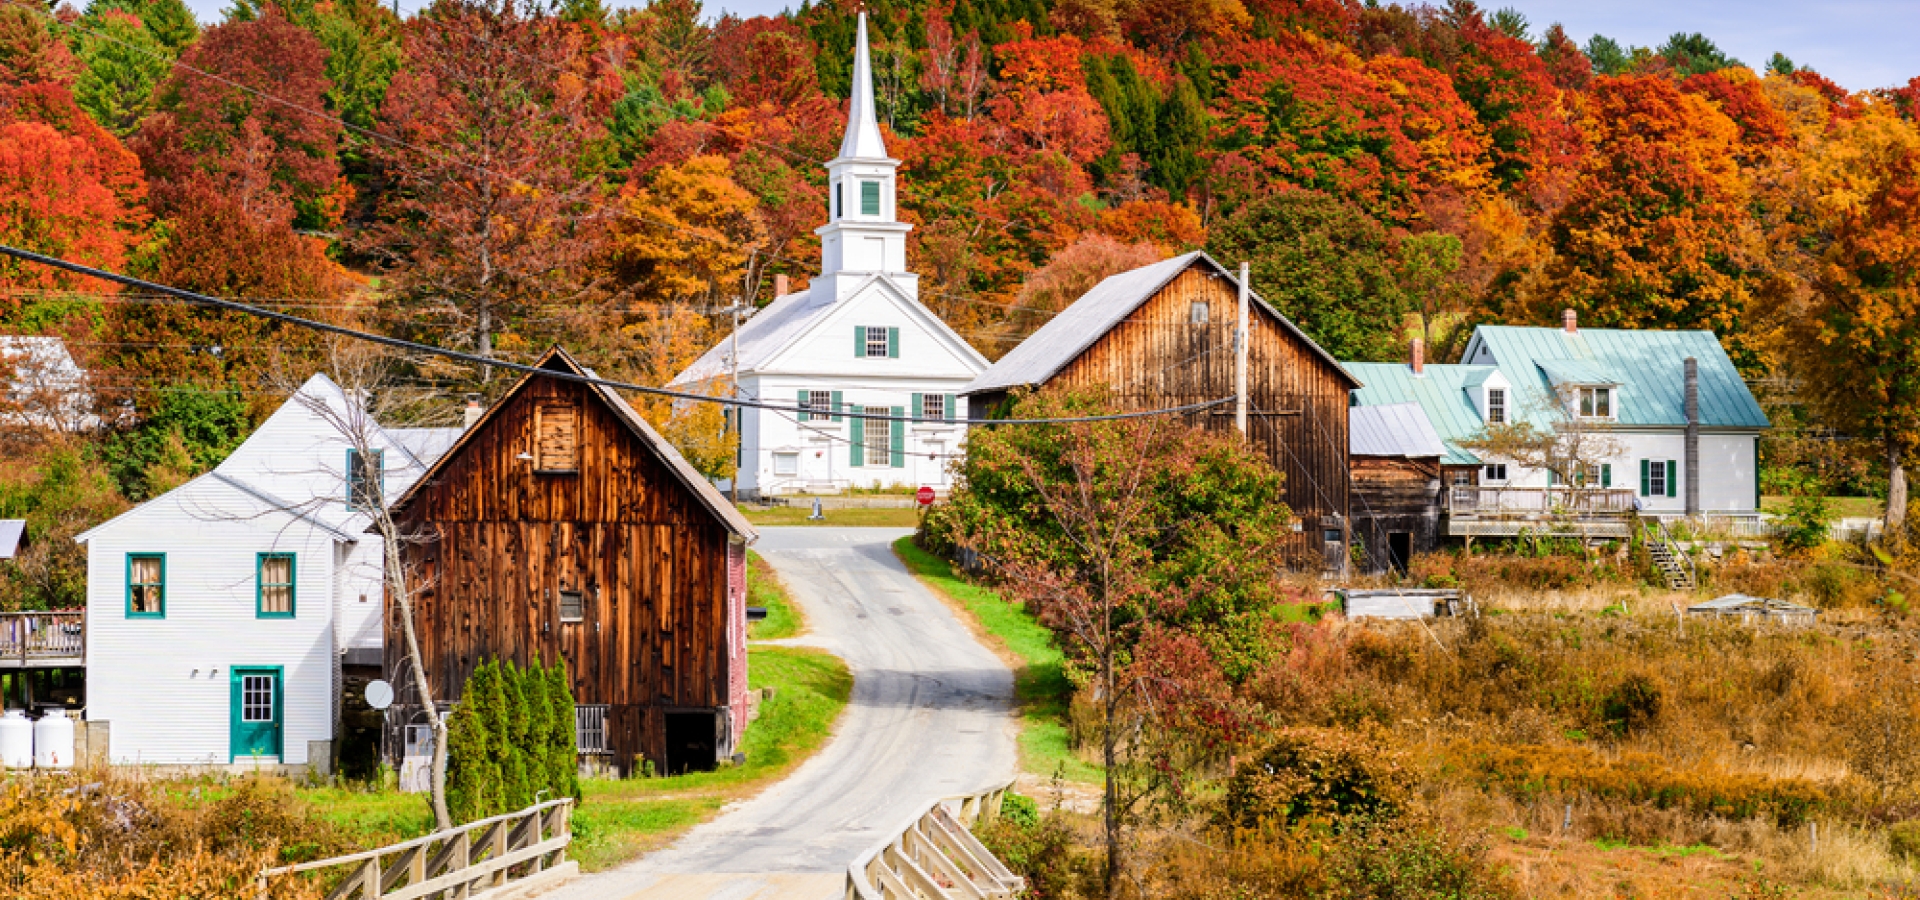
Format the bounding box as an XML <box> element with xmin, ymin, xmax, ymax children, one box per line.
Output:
<box><xmin>127</xmin><ymin>553</ymin><xmax>164</xmax><ymax>618</ymax></box>
<box><xmin>1189</xmin><ymin>301</ymin><xmax>1210</xmax><ymax>324</ymax></box>
<box><xmin>921</xmin><ymin>393</ymin><xmax>945</xmax><ymax>422</ymax></box>
<box><xmin>800</xmin><ymin>389</ymin><xmax>835</xmax><ymax>422</ymax></box>
<box><xmin>1577</xmin><ymin>386</ymin><xmax>1613</xmax><ymax>419</ymax></box>
<box><xmin>864</xmin><ymin>407</ymin><xmax>890</xmax><ymax>466</ymax></box>
<box><xmin>863</xmin><ymin>326</ymin><xmax>892</xmax><ymax>358</ymax></box>
<box><xmin>257</xmin><ymin>553</ymin><xmax>295</xmax><ymax>618</ymax></box>
<box><xmin>1483</xmin><ymin>463</ymin><xmax>1508</xmax><ymax>482</ymax></box>
<box><xmin>241</xmin><ymin>674</ymin><xmax>275</xmax><ymax>722</ymax></box>
<box><xmin>559</xmin><ymin>589</ymin><xmax>584</xmax><ymax>623</ymax></box>
<box><xmin>1487</xmin><ymin>388</ymin><xmax>1506</xmax><ymax>425</ymax></box>
<box><xmin>405</xmin><ymin>723</ymin><xmax>434</xmax><ymax>758</ymax></box>
<box><xmin>347</xmin><ymin>449</ymin><xmax>383</xmax><ymax>510</ymax></box>
<box><xmin>1579</xmin><ymin>464</ymin><xmax>1612</xmax><ymax>488</ymax></box>
<box><xmin>860</xmin><ymin>180</ymin><xmax>881</xmax><ymax>216</ymax></box>
<box><xmin>1641</xmin><ymin>459</ymin><xmax>1677</xmax><ymax>498</ymax></box>
<box><xmin>773</xmin><ymin>452</ymin><xmax>798</xmax><ymax>476</ymax></box>
<box><xmin>534</xmin><ymin>403</ymin><xmax>579</xmax><ymax>472</ymax></box>
<box><xmin>1452</xmin><ymin>470</ymin><xmax>1473</xmax><ymax>487</ymax></box>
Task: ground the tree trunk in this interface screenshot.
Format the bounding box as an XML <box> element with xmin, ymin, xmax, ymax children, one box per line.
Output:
<box><xmin>1888</xmin><ymin>441</ymin><xmax>1907</xmax><ymax>535</ymax></box>
<box><xmin>382</xmin><ymin>509</ymin><xmax>451</xmax><ymax>830</ymax></box>
<box><xmin>1101</xmin><ymin>568</ymin><xmax>1121</xmax><ymax>900</ymax></box>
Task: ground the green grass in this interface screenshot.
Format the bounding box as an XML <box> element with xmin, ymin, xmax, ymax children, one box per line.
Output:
<box><xmin>1762</xmin><ymin>495</ymin><xmax>1883</xmax><ymax>519</ymax></box>
<box><xmin>295</xmin><ymin>645</ymin><xmax>851</xmax><ymax>873</ymax></box>
<box><xmin>747</xmin><ymin>550</ymin><xmax>802</xmax><ymax>640</ymax></box>
<box><xmin>568</xmin><ymin>645</ymin><xmax>852</xmax><ymax>870</ymax></box>
<box><xmin>739</xmin><ymin>504</ymin><xmax>923</xmax><ymax>528</ymax></box>
<box><xmin>892</xmin><ymin>536</ymin><xmax>1102</xmax><ymax>784</ymax></box>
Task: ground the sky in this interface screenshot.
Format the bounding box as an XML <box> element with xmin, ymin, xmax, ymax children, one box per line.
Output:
<box><xmin>178</xmin><ymin>0</ymin><xmax>1920</xmax><ymax>92</ymax></box>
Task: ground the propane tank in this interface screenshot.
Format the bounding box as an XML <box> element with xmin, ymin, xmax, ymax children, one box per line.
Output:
<box><xmin>0</xmin><ymin>710</ymin><xmax>30</xmax><ymax>769</ymax></box>
<box><xmin>33</xmin><ymin>710</ymin><xmax>74</xmax><ymax>769</ymax></box>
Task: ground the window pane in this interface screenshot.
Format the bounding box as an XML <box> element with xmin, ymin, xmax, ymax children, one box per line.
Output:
<box><xmin>560</xmin><ymin>590</ymin><xmax>584</xmax><ymax>622</ymax></box>
<box><xmin>865</xmin><ymin>326</ymin><xmax>888</xmax><ymax>358</ymax></box>
<box><xmin>864</xmin><ymin>407</ymin><xmax>889</xmax><ymax>466</ymax></box>
<box><xmin>1596</xmin><ymin>388</ymin><xmax>1611</xmax><ymax>417</ymax></box>
<box><xmin>1189</xmin><ymin>302</ymin><xmax>1209</xmax><ymax>324</ymax></box>
<box><xmin>923</xmin><ymin>394</ymin><xmax>944</xmax><ymax>421</ymax></box>
<box><xmin>243</xmin><ymin>675</ymin><xmax>274</xmax><ymax>722</ymax></box>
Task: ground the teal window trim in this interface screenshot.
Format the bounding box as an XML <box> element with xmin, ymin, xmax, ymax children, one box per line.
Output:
<box><xmin>126</xmin><ymin>552</ymin><xmax>165</xmax><ymax>619</ymax></box>
<box><xmin>346</xmin><ymin>448</ymin><xmax>384</xmax><ymax>510</ymax></box>
<box><xmin>889</xmin><ymin>406</ymin><xmax>905</xmax><ymax>467</ymax></box>
<box><xmin>256</xmin><ymin>552</ymin><xmax>296</xmax><ymax>619</ymax></box>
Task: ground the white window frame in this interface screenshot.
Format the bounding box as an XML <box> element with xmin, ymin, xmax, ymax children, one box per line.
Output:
<box><xmin>864</xmin><ymin>326</ymin><xmax>889</xmax><ymax>358</ymax></box>
<box><xmin>801</xmin><ymin>389</ymin><xmax>833</xmax><ymax>422</ymax></box>
<box><xmin>921</xmin><ymin>393</ymin><xmax>945</xmax><ymax>422</ymax></box>
<box><xmin>1648</xmin><ymin>460</ymin><xmax>1669</xmax><ymax>497</ymax></box>
<box><xmin>1486</xmin><ymin>388</ymin><xmax>1505</xmax><ymax>425</ymax></box>
<box><xmin>1189</xmin><ymin>301</ymin><xmax>1210</xmax><ymax>324</ymax></box>
<box><xmin>863</xmin><ymin>406</ymin><xmax>890</xmax><ymax>467</ymax></box>
<box><xmin>1575</xmin><ymin>386</ymin><xmax>1614</xmax><ymax>420</ymax></box>
<box><xmin>772</xmin><ymin>452</ymin><xmax>799</xmax><ymax>477</ymax></box>
<box><xmin>1483</xmin><ymin>463</ymin><xmax>1508</xmax><ymax>482</ymax></box>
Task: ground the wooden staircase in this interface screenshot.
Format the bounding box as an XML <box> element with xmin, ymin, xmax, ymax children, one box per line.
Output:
<box><xmin>1646</xmin><ymin>522</ymin><xmax>1696</xmax><ymax>591</ymax></box>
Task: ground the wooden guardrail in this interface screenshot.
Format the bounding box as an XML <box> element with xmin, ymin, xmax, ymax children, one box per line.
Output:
<box><xmin>256</xmin><ymin>799</ymin><xmax>575</xmax><ymax>900</ymax></box>
<box><xmin>846</xmin><ymin>781</ymin><xmax>1025</xmax><ymax>900</ymax></box>
<box><xmin>0</xmin><ymin>610</ymin><xmax>84</xmax><ymax>668</ymax></box>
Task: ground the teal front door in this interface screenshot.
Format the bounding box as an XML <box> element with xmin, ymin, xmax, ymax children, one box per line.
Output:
<box><xmin>230</xmin><ymin>667</ymin><xmax>282</xmax><ymax>760</ymax></box>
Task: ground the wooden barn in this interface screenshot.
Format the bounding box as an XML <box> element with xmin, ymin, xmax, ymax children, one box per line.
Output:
<box><xmin>962</xmin><ymin>252</ymin><xmax>1358</xmax><ymax>570</ymax></box>
<box><xmin>1349</xmin><ymin>403</ymin><xmax>1446</xmax><ymax>574</ymax></box>
<box><xmin>382</xmin><ymin>347</ymin><xmax>757</xmax><ymax>777</ymax></box>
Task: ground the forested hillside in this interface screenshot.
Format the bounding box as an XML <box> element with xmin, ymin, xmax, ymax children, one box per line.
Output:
<box><xmin>3</xmin><ymin>0</ymin><xmax>1919</xmax><ymax>606</ymax></box>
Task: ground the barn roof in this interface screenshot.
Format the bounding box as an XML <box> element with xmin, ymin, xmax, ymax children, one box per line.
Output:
<box><xmin>962</xmin><ymin>251</ymin><xmax>1359</xmax><ymax>397</ymax></box>
<box><xmin>0</xmin><ymin>520</ymin><xmax>23</xmax><ymax>560</ymax></box>
<box><xmin>1343</xmin><ymin>363</ymin><xmax>1495</xmax><ymax>466</ymax></box>
<box><xmin>388</xmin><ymin>347</ymin><xmax>757</xmax><ymax>542</ymax></box>
<box><xmin>1350</xmin><ymin>402</ymin><xmax>1446</xmax><ymax>459</ymax></box>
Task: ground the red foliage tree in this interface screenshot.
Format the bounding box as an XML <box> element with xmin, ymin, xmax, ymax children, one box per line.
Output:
<box><xmin>0</xmin><ymin>4</ymin><xmax>80</xmax><ymax>88</ymax></box>
<box><xmin>0</xmin><ymin>83</ymin><xmax>147</xmax><ymax>307</ymax></box>
<box><xmin>1682</xmin><ymin>69</ymin><xmax>1791</xmax><ymax>151</ymax></box>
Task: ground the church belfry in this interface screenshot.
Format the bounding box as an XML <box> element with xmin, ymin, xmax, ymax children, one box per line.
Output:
<box><xmin>815</xmin><ymin>11</ymin><xmax>916</xmax><ymax>301</ymax></box>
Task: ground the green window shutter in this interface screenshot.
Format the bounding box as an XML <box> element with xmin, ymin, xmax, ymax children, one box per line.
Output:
<box><xmin>861</xmin><ymin>180</ymin><xmax>880</xmax><ymax>216</ymax></box>
<box><xmin>944</xmin><ymin>394</ymin><xmax>956</xmax><ymax>422</ymax></box>
<box><xmin>1639</xmin><ymin>459</ymin><xmax>1650</xmax><ymax>496</ymax></box>
<box><xmin>831</xmin><ymin>390</ymin><xmax>843</xmax><ymax>422</ymax></box>
<box><xmin>887</xmin><ymin>327</ymin><xmax>899</xmax><ymax>358</ymax></box>
<box><xmin>1601</xmin><ymin>463</ymin><xmax>1611</xmax><ymax>488</ymax></box>
<box><xmin>911</xmin><ymin>392</ymin><xmax>923</xmax><ymax>422</ymax></box>
<box><xmin>855</xmin><ymin>325</ymin><xmax>866</xmax><ymax>356</ymax></box>
<box><xmin>849</xmin><ymin>413</ymin><xmax>864</xmax><ymax>466</ymax></box>
<box><xmin>798</xmin><ymin>389</ymin><xmax>809</xmax><ymax>421</ymax></box>
<box><xmin>1666</xmin><ymin>460</ymin><xmax>1678</xmax><ymax>498</ymax></box>
<box><xmin>890</xmin><ymin>407</ymin><xmax>905</xmax><ymax>467</ymax></box>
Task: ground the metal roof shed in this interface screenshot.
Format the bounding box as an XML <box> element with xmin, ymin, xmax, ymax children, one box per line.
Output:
<box><xmin>1686</xmin><ymin>594</ymin><xmax>1817</xmax><ymax>626</ymax></box>
<box><xmin>1335</xmin><ymin>588</ymin><xmax>1467</xmax><ymax>620</ymax></box>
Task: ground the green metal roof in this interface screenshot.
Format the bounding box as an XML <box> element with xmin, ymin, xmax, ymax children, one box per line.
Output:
<box><xmin>1345</xmin><ymin>363</ymin><xmax>1493</xmax><ymax>465</ymax></box>
<box><xmin>1465</xmin><ymin>326</ymin><xmax>1768</xmax><ymax>429</ymax></box>
<box><xmin>1535</xmin><ymin>358</ymin><xmax>1620</xmax><ymax>387</ymax></box>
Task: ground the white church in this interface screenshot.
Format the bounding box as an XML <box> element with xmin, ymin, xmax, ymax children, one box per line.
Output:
<box><xmin>670</xmin><ymin>12</ymin><xmax>988</xmax><ymax>498</ymax></box>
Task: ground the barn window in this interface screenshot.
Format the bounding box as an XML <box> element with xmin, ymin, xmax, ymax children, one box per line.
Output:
<box><xmin>575</xmin><ymin>704</ymin><xmax>609</xmax><ymax>755</ymax></box>
<box><xmin>1451</xmin><ymin>470</ymin><xmax>1472</xmax><ymax>487</ymax></box>
<box><xmin>534</xmin><ymin>403</ymin><xmax>579</xmax><ymax>473</ymax></box>
<box><xmin>1189</xmin><ymin>301</ymin><xmax>1210</xmax><ymax>324</ymax></box>
<box><xmin>559</xmin><ymin>589</ymin><xmax>584</xmax><ymax>623</ymax></box>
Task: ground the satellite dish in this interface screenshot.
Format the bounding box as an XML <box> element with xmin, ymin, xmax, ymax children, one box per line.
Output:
<box><xmin>365</xmin><ymin>680</ymin><xmax>394</xmax><ymax>711</ymax></box>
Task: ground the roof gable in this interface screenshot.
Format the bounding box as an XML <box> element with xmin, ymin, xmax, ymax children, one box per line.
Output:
<box><xmin>1467</xmin><ymin>326</ymin><xmax>1767</xmax><ymax>429</ymax></box>
<box><xmin>387</xmin><ymin>347</ymin><xmax>756</xmax><ymax>541</ymax></box>
<box><xmin>757</xmin><ymin>274</ymin><xmax>989</xmax><ymax>377</ymax></box>
<box><xmin>963</xmin><ymin>251</ymin><xmax>1358</xmax><ymax>396</ymax></box>
<box><xmin>670</xmin><ymin>274</ymin><xmax>986</xmax><ymax>385</ymax></box>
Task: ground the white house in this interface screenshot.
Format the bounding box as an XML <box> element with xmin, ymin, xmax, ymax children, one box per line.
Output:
<box><xmin>668</xmin><ymin>12</ymin><xmax>988</xmax><ymax>498</ymax></box>
<box><xmin>75</xmin><ymin>375</ymin><xmax>459</xmax><ymax>771</ymax></box>
<box><xmin>1</xmin><ymin>335</ymin><xmax>98</xmax><ymax>432</ymax></box>
<box><xmin>1347</xmin><ymin>311</ymin><xmax>1768</xmax><ymax>520</ymax></box>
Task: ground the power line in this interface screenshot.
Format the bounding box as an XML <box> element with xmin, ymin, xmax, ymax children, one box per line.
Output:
<box><xmin>0</xmin><ymin>245</ymin><xmax>1231</xmax><ymax>426</ymax></box>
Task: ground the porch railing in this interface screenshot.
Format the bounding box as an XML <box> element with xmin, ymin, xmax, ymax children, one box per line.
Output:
<box><xmin>256</xmin><ymin>798</ymin><xmax>573</xmax><ymax>900</ymax></box>
<box><xmin>0</xmin><ymin>610</ymin><xmax>84</xmax><ymax>666</ymax></box>
<box><xmin>1447</xmin><ymin>486</ymin><xmax>1637</xmax><ymax>517</ymax></box>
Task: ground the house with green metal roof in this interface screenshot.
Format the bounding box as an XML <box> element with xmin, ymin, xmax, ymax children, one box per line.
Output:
<box><xmin>1349</xmin><ymin>311</ymin><xmax>1767</xmax><ymax>532</ymax></box>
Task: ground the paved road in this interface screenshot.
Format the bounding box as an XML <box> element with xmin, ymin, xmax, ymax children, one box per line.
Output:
<box><xmin>545</xmin><ymin>527</ymin><xmax>1018</xmax><ymax>900</ymax></box>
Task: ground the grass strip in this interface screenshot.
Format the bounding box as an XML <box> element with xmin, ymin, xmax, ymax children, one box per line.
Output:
<box><xmin>738</xmin><ymin>505</ymin><xmax>924</xmax><ymax>528</ymax></box>
<box><xmin>892</xmin><ymin>535</ymin><xmax>1101</xmax><ymax>784</ymax></box>
<box><xmin>747</xmin><ymin>549</ymin><xmax>803</xmax><ymax>640</ymax></box>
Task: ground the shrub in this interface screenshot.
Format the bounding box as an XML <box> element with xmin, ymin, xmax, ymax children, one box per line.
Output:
<box><xmin>1456</xmin><ymin>742</ymin><xmax>1824</xmax><ymax>826</ymax></box>
<box><xmin>1889</xmin><ymin>821</ymin><xmax>1920</xmax><ymax>862</ymax></box>
<box><xmin>1325</xmin><ymin>817</ymin><xmax>1515</xmax><ymax>900</ymax></box>
<box><xmin>1777</xmin><ymin>494</ymin><xmax>1832</xmax><ymax>554</ymax></box>
<box><xmin>1602</xmin><ymin>673</ymin><xmax>1663</xmax><ymax>736</ymax></box>
<box><xmin>1225</xmin><ymin>728</ymin><xmax>1412</xmax><ymax>832</ymax></box>
<box><xmin>973</xmin><ymin>793</ymin><xmax>1096</xmax><ymax>899</ymax></box>
<box><xmin>446</xmin><ymin>657</ymin><xmax>580</xmax><ymax>823</ymax></box>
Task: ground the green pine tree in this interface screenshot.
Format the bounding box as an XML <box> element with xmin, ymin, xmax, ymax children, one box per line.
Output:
<box><xmin>447</xmin><ymin>660</ymin><xmax>507</xmax><ymax>823</ymax></box>
<box><xmin>82</xmin><ymin>0</ymin><xmax>198</xmax><ymax>54</ymax></box>
<box><xmin>548</xmin><ymin>659</ymin><xmax>581</xmax><ymax>801</ymax></box>
<box><xmin>498</xmin><ymin>660</ymin><xmax>532</xmax><ymax>811</ymax></box>
<box><xmin>70</xmin><ymin>10</ymin><xmax>172</xmax><ymax>135</ymax></box>
<box><xmin>523</xmin><ymin>654</ymin><xmax>554</xmax><ymax>802</ymax></box>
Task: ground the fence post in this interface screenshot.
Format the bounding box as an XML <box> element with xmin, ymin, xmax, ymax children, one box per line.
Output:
<box><xmin>453</xmin><ymin>830</ymin><xmax>471</xmax><ymax>900</ymax></box>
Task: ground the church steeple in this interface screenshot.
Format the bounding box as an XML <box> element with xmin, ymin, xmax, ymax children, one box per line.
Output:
<box><xmin>814</xmin><ymin>10</ymin><xmax>915</xmax><ymax>300</ymax></box>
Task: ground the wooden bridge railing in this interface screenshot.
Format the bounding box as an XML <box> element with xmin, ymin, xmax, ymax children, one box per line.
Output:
<box><xmin>847</xmin><ymin>781</ymin><xmax>1025</xmax><ymax>900</ymax></box>
<box><xmin>1447</xmin><ymin>486</ymin><xmax>1637</xmax><ymax>517</ymax></box>
<box><xmin>257</xmin><ymin>799</ymin><xmax>574</xmax><ymax>900</ymax></box>
<box><xmin>0</xmin><ymin>610</ymin><xmax>84</xmax><ymax>666</ymax></box>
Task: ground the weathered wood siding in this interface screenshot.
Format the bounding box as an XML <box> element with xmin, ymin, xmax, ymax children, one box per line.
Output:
<box><xmin>1351</xmin><ymin>456</ymin><xmax>1442</xmax><ymax>574</ymax></box>
<box><xmin>1043</xmin><ymin>267</ymin><xmax>1352</xmax><ymax>566</ymax></box>
<box><xmin>386</xmin><ymin>373</ymin><xmax>739</xmax><ymax>774</ymax></box>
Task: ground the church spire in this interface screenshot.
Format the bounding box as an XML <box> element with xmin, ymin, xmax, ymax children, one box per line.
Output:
<box><xmin>840</xmin><ymin>11</ymin><xmax>888</xmax><ymax>160</ymax></box>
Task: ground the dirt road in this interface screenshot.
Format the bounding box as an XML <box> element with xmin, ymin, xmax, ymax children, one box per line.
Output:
<box><xmin>545</xmin><ymin>526</ymin><xmax>1018</xmax><ymax>900</ymax></box>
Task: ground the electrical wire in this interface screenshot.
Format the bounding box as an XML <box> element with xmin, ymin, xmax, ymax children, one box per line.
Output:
<box><xmin>0</xmin><ymin>244</ymin><xmax>1232</xmax><ymax>426</ymax></box>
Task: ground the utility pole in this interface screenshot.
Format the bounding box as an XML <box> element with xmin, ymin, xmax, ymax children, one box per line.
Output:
<box><xmin>728</xmin><ymin>259</ymin><xmax>752</xmax><ymax>505</ymax></box>
<box><xmin>1236</xmin><ymin>261</ymin><xmax>1250</xmax><ymax>437</ymax></box>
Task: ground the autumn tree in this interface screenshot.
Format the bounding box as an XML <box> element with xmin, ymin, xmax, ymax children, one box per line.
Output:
<box><xmin>0</xmin><ymin>4</ymin><xmax>80</xmax><ymax>87</ymax></box>
<box><xmin>68</xmin><ymin>9</ymin><xmax>171</xmax><ymax>135</ymax></box>
<box><xmin>79</xmin><ymin>0</ymin><xmax>198</xmax><ymax>54</ymax></box>
<box><xmin>1785</xmin><ymin>110</ymin><xmax>1920</xmax><ymax>532</ymax></box>
<box><xmin>363</xmin><ymin>0</ymin><xmax>606</xmax><ymax>378</ymax></box>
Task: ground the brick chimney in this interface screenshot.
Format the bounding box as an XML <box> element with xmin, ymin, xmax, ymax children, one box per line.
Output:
<box><xmin>774</xmin><ymin>274</ymin><xmax>790</xmax><ymax>298</ymax></box>
<box><xmin>1410</xmin><ymin>337</ymin><xmax>1425</xmax><ymax>375</ymax></box>
<box><xmin>1563</xmin><ymin>308</ymin><xmax>1578</xmax><ymax>334</ymax></box>
<box><xmin>463</xmin><ymin>394</ymin><xmax>483</xmax><ymax>430</ymax></box>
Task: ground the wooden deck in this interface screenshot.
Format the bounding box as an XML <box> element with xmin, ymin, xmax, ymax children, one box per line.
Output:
<box><xmin>1446</xmin><ymin>487</ymin><xmax>1636</xmax><ymax>538</ymax></box>
<box><xmin>0</xmin><ymin>611</ymin><xmax>84</xmax><ymax>668</ymax></box>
